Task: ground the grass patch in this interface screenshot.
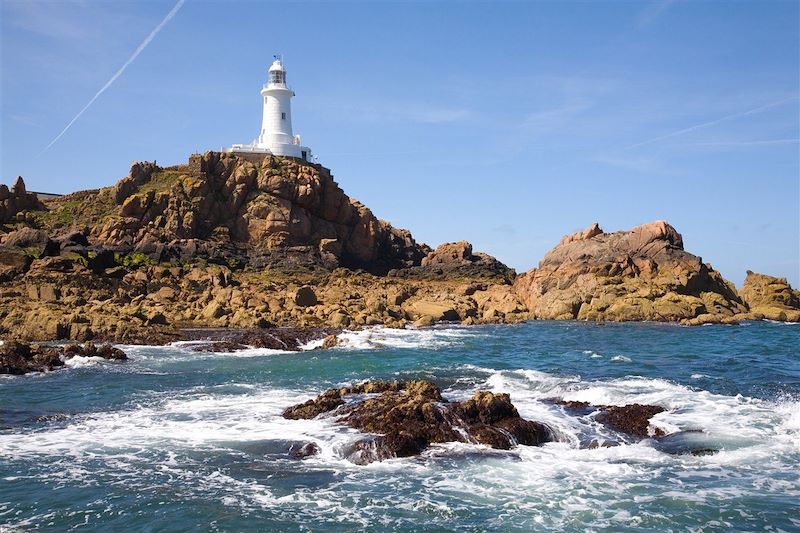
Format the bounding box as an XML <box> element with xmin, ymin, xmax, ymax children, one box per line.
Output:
<box><xmin>114</xmin><ymin>252</ymin><xmax>156</xmax><ymax>268</ymax></box>
<box><xmin>137</xmin><ymin>170</ymin><xmax>185</xmax><ymax>195</ymax></box>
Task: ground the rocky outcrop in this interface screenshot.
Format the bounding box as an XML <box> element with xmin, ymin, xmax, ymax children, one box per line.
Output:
<box><xmin>514</xmin><ymin>221</ymin><xmax>747</xmax><ymax>323</ymax></box>
<box><xmin>738</xmin><ymin>271</ymin><xmax>800</xmax><ymax>322</ymax></box>
<box><xmin>283</xmin><ymin>380</ymin><xmax>554</xmax><ymax>463</ymax></box>
<box><xmin>0</xmin><ymin>340</ymin><xmax>126</xmax><ymax>375</ymax></box>
<box><xmin>549</xmin><ymin>398</ymin><xmax>667</xmax><ymax>441</ymax></box>
<box><xmin>392</xmin><ymin>241</ymin><xmax>515</xmax><ymax>281</ymax></box>
<box><xmin>0</xmin><ymin>177</ymin><xmax>45</xmax><ymax>223</ymax></box>
<box><xmin>95</xmin><ymin>152</ymin><xmax>429</xmax><ymax>273</ymax></box>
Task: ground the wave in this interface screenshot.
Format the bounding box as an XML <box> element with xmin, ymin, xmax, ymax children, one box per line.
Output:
<box><xmin>2</xmin><ymin>323</ymin><xmax>799</xmax><ymax>530</ymax></box>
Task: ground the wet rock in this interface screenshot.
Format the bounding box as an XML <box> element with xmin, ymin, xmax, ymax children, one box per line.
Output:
<box><xmin>288</xmin><ymin>442</ymin><xmax>320</xmax><ymax>459</ymax></box>
<box><xmin>320</xmin><ymin>334</ymin><xmax>339</xmax><ymax>349</ymax></box>
<box><xmin>283</xmin><ymin>389</ymin><xmax>347</xmax><ymax>420</ymax></box>
<box><xmin>0</xmin><ymin>340</ymin><xmax>127</xmax><ymax>375</ymax></box>
<box><xmin>283</xmin><ymin>380</ymin><xmax>554</xmax><ymax>463</ymax></box>
<box><xmin>596</xmin><ymin>404</ymin><xmax>666</xmax><ymax>438</ymax></box>
<box><xmin>546</xmin><ymin>398</ymin><xmax>666</xmax><ymax>440</ymax></box>
<box><xmin>651</xmin><ymin>430</ymin><xmax>719</xmax><ymax>456</ymax></box>
<box><xmin>182</xmin><ymin>327</ymin><xmax>337</xmax><ymax>352</ymax></box>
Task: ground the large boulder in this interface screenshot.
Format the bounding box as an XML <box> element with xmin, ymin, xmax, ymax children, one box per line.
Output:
<box><xmin>514</xmin><ymin>221</ymin><xmax>747</xmax><ymax>323</ymax></box>
<box><xmin>738</xmin><ymin>271</ymin><xmax>800</xmax><ymax>322</ymax></box>
<box><xmin>283</xmin><ymin>380</ymin><xmax>554</xmax><ymax>464</ymax></box>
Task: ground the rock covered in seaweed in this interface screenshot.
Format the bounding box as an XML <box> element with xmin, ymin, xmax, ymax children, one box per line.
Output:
<box><xmin>549</xmin><ymin>398</ymin><xmax>667</xmax><ymax>440</ymax></box>
<box><xmin>283</xmin><ymin>380</ymin><xmax>554</xmax><ymax>464</ymax></box>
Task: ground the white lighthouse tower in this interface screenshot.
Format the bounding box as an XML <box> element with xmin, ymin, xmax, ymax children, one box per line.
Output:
<box><xmin>227</xmin><ymin>57</ymin><xmax>313</xmax><ymax>161</ymax></box>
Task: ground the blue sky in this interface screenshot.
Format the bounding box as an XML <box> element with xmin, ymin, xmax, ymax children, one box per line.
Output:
<box><xmin>2</xmin><ymin>0</ymin><xmax>798</xmax><ymax>286</ymax></box>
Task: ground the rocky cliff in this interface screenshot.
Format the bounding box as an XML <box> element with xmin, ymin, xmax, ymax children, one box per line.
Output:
<box><xmin>0</xmin><ymin>156</ymin><xmax>796</xmax><ymax>347</ymax></box>
<box><xmin>0</xmin><ymin>153</ymin><xmax>522</xmax><ymax>343</ymax></box>
<box><xmin>41</xmin><ymin>152</ymin><xmax>430</xmax><ymax>274</ymax></box>
<box><xmin>514</xmin><ymin>221</ymin><xmax>748</xmax><ymax>324</ymax></box>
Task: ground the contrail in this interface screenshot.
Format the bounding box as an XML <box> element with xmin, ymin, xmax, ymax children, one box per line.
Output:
<box><xmin>623</xmin><ymin>95</ymin><xmax>799</xmax><ymax>150</ymax></box>
<box><xmin>39</xmin><ymin>0</ymin><xmax>186</xmax><ymax>156</ymax></box>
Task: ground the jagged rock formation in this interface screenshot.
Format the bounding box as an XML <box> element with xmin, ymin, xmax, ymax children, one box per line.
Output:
<box><xmin>391</xmin><ymin>241</ymin><xmax>516</xmax><ymax>281</ymax></box>
<box><xmin>0</xmin><ymin>153</ymin><xmax>796</xmax><ymax>341</ymax></box>
<box><xmin>0</xmin><ymin>154</ymin><xmax>521</xmax><ymax>342</ymax></box>
<box><xmin>283</xmin><ymin>380</ymin><xmax>554</xmax><ymax>463</ymax></box>
<box><xmin>738</xmin><ymin>271</ymin><xmax>800</xmax><ymax>322</ymax></box>
<box><xmin>514</xmin><ymin>221</ymin><xmax>747</xmax><ymax>323</ymax></box>
<box><xmin>94</xmin><ymin>152</ymin><xmax>429</xmax><ymax>273</ymax></box>
<box><xmin>0</xmin><ymin>177</ymin><xmax>45</xmax><ymax>224</ymax></box>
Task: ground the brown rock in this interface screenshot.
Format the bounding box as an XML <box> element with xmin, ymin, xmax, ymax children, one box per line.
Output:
<box><xmin>738</xmin><ymin>271</ymin><xmax>800</xmax><ymax>322</ymax></box>
<box><xmin>411</xmin><ymin>300</ymin><xmax>459</xmax><ymax>321</ymax></box>
<box><xmin>294</xmin><ymin>286</ymin><xmax>318</xmax><ymax>307</ymax></box>
<box><xmin>1</xmin><ymin>340</ymin><xmax>127</xmax><ymax>375</ymax></box>
<box><xmin>596</xmin><ymin>404</ymin><xmax>666</xmax><ymax>438</ymax></box>
<box><xmin>514</xmin><ymin>221</ymin><xmax>746</xmax><ymax>323</ymax></box>
<box><xmin>283</xmin><ymin>380</ymin><xmax>554</xmax><ymax>463</ymax></box>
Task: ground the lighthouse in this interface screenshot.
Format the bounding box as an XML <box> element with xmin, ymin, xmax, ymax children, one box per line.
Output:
<box><xmin>226</xmin><ymin>57</ymin><xmax>313</xmax><ymax>161</ymax></box>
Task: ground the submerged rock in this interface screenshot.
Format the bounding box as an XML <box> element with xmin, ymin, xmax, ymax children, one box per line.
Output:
<box><xmin>596</xmin><ymin>404</ymin><xmax>666</xmax><ymax>438</ymax></box>
<box><xmin>288</xmin><ymin>442</ymin><xmax>321</xmax><ymax>459</ymax></box>
<box><xmin>0</xmin><ymin>340</ymin><xmax>127</xmax><ymax>375</ymax></box>
<box><xmin>547</xmin><ymin>398</ymin><xmax>666</xmax><ymax>439</ymax></box>
<box><xmin>283</xmin><ymin>380</ymin><xmax>554</xmax><ymax>463</ymax></box>
<box><xmin>650</xmin><ymin>430</ymin><xmax>719</xmax><ymax>456</ymax></box>
<box><xmin>182</xmin><ymin>327</ymin><xmax>338</xmax><ymax>352</ymax></box>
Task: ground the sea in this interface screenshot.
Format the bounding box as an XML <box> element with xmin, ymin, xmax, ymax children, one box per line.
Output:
<box><xmin>1</xmin><ymin>321</ymin><xmax>798</xmax><ymax>532</ymax></box>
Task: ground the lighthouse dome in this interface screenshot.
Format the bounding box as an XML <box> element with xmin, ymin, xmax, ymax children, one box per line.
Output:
<box><xmin>268</xmin><ymin>59</ymin><xmax>286</xmax><ymax>86</ymax></box>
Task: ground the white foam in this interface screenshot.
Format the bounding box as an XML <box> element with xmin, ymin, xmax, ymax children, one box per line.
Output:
<box><xmin>3</xmin><ymin>349</ymin><xmax>799</xmax><ymax>529</ymax></box>
<box><xmin>63</xmin><ymin>355</ymin><xmax>118</xmax><ymax>368</ymax></box>
<box><xmin>332</xmin><ymin>325</ymin><xmax>481</xmax><ymax>350</ymax></box>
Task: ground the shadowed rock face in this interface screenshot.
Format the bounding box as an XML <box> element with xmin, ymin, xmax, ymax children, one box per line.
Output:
<box><xmin>738</xmin><ymin>271</ymin><xmax>800</xmax><ymax>322</ymax></box>
<box><xmin>283</xmin><ymin>380</ymin><xmax>554</xmax><ymax>463</ymax></box>
<box><xmin>514</xmin><ymin>221</ymin><xmax>747</xmax><ymax>323</ymax></box>
<box><xmin>392</xmin><ymin>241</ymin><xmax>516</xmax><ymax>282</ymax></box>
<box><xmin>0</xmin><ymin>341</ymin><xmax>126</xmax><ymax>375</ymax></box>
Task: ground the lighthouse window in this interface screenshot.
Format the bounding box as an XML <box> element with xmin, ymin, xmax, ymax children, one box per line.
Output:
<box><xmin>270</xmin><ymin>71</ymin><xmax>284</xmax><ymax>84</ymax></box>
<box><xmin>281</xmin><ymin>112</ymin><xmax>286</xmax><ymax>120</ymax></box>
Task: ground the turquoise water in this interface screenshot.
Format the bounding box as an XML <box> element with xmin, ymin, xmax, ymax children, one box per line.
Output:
<box><xmin>1</xmin><ymin>321</ymin><xmax>799</xmax><ymax>531</ymax></box>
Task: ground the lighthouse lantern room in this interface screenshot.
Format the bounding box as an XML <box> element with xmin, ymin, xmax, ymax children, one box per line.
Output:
<box><xmin>226</xmin><ymin>57</ymin><xmax>313</xmax><ymax>161</ymax></box>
